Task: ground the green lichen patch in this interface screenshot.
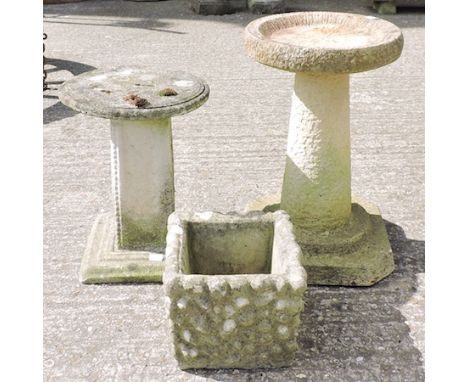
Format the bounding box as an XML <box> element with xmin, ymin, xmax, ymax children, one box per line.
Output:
<box><xmin>118</xmin><ymin>215</ymin><xmax>168</xmax><ymax>252</ymax></box>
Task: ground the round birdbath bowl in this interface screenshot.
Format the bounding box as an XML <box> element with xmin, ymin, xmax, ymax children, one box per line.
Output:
<box><xmin>244</xmin><ymin>12</ymin><xmax>403</xmax><ymax>74</ymax></box>
<box><xmin>244</xmin><ymin>12</ymin><xmax>403</xmax><ymax>286</ymax></box>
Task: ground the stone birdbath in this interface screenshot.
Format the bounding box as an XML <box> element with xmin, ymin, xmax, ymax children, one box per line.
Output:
<box><xmin>163</xmin><ymin>210</ymin><xmax>307</xmax><ymax>369</ymax></box>
<box><xmin>244</xmin><ymin>12</ymin><xmax>403</xmax><ymax>286</ymax></box>
<box><xmin>59</xmin><ymin>67</ymin><xmax>209</xmax><ymax>283</ymax></box>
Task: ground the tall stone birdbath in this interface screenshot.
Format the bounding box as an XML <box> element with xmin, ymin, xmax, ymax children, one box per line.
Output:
<box><xmin>59</xmin><ymin>67</ymin><xmax>209</xmax><ymax>283</ymax></box>
<box><xmin>244</xmin><ymin>12</ymin><xmax>403</xmax><ymax>286</ymax></box>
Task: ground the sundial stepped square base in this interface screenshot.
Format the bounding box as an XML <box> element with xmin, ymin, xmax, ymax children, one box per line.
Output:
<box><xmin>80</xmin><ymin>213</ymin><xmax>164</xmax><ymax>283</ymax></box>
<box><xmin>163</xmin><ymin>211</ymin><xmax>307</xmax><ymax>369</ymax></box>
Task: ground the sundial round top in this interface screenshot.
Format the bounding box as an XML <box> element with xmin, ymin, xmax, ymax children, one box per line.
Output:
<box><xmin>59</xmin><ymin>67</ymin><xmax>209</xmax><ymax>120</ymax></box>
<box><xmin>244</xmin><ymin>12</ymin><xmax>403</xmax><ymax>74</ymax></box>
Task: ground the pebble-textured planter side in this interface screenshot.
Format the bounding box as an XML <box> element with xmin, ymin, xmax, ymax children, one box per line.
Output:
<box><xmin>163</xmin><ymin>211</ymin><xmax>307</xmax><ymax>369</ymax></box>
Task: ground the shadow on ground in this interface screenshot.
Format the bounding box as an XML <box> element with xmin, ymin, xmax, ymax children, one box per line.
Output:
<box><xmin>185</xmin><ymin>221</ymin><xmax>424</xmax><ymax>381</ymax></box>
<box><xmin>43</xmin><ymin>58</ymin><xmax>96</xmax><ymax>124</ymax></box>
<box><xmin>43</xmin><ymin>0</ymin><xmax>424</xmax><ymax>30</ymax></box>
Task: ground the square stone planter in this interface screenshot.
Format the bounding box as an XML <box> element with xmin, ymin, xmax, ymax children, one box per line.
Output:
<box><xmin>163</xmin><ymin>210</ymin><xmax>307</xmax><ymax>369</ymax></box>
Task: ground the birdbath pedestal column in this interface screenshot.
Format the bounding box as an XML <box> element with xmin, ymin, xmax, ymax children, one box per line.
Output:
<box><xmin>59</xmin><ymin>67</ymin><xmax>209</xmax><ymax>283</ymax></box>
<box><xmin>244</xmin><ymin>12</ymin><xmax>404</xmax><ymax>286</ymax></box>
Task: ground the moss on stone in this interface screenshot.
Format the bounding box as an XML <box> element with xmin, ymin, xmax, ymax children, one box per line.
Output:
<box><xmin>119</xmin><ymin>215</ymin><xmax>167</xmax><ymax>252</ymax></box>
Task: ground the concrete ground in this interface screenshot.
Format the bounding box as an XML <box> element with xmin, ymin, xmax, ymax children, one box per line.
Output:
<box><xmin>43</xmin><ymin>0</ymin><xmax>424</xmax><ymax>380</ymax></box>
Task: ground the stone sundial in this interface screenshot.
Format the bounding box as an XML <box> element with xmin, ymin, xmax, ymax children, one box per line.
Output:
<box><xmin>59</xmin><ymin>67</ymin><xmax>209</xmax><ymax>283</ymax></box>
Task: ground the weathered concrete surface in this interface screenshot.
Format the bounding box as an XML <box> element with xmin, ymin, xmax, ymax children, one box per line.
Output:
<box><xmin>43</xmin><ymin>0</ymin><xmax>424</xmax><ymax>380</ymax></box>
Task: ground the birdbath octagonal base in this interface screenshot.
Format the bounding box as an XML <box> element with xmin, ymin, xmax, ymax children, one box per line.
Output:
<box><xmin>245</xmin><ymin>195</ymin><xmax>394</xmax><ymax>286</ymax></box>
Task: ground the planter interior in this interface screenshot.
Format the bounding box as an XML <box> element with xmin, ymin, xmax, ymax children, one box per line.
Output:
<box><xmin>186</xmin><ymin>220</ymin><xmax>273</xmax><ymax>275</ymax></box>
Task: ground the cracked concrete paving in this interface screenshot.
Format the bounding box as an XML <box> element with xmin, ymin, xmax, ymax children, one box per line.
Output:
<box><xmin>43</xmin><ymin>0</ymin><xmax>424</xmax><ymax>380</ymax></box>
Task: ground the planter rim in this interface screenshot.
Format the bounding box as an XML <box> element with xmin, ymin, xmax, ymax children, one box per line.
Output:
<box><xmin>163</xmin><ymin>210</ymin><xmax>307</xmax><ymax>292</ymax></box>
